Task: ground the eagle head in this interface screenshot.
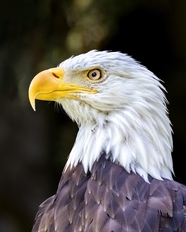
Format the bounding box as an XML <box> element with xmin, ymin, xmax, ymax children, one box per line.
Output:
<box><xmin>29</xmin><ymin>50</ymin><xmax>173</xmax><ymax>182</ymax></box>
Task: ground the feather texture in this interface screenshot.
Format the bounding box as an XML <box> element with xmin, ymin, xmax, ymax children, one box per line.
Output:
<box><xmin>32</xmin><ymin>154</ymin><xmax>186</xmax><ymax>232</ymax></box>
<box><xmin>57</xmin><ymin>50</ymin><xmax>173</xmax><ymax>181</ymax></box>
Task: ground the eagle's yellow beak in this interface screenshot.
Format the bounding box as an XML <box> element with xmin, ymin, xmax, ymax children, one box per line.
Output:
<box><xmin>28</xmin><ymin>67</ymin><xmax>97</xmax><ymax>111</ymax></box>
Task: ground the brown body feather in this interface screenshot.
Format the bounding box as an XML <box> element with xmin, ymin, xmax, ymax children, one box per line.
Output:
<box><xmin>32</xmin><ymin>154</ymin><xmax>186</xmax><ymax>232</ymax></box>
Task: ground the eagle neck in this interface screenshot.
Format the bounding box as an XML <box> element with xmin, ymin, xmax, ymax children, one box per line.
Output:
<box><xmin>64</xmin><ymin>107</ymin><xmax>173</xmax><ymax>182</ymax></box>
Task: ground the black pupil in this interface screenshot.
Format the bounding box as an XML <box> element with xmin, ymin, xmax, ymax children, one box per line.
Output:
<box><xmin>92</xmin><ymin>71</ymin><xmax>97</xmax><ymax>77</ymax></box>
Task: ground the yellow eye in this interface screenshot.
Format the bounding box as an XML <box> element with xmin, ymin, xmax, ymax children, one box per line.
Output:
<box><xmin>87</xmin><ymin>69</ymin><xmax>102</xmax><ymax>81</ymax></box>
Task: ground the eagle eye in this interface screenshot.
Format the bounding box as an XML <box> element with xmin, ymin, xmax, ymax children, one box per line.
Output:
<box><xmin>87</xmin><ymin>69</ymin><xmax>102</xmax><ymax>81</ymax></box>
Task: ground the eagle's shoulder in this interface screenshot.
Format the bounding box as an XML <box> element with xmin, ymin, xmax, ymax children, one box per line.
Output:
<box><xmin>32</xmin><ymin>154</ymin><xmax>186</xmax><ymax>232</ymax></box>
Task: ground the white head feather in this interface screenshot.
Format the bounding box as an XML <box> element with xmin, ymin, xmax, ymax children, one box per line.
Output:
<box><xmin>56</xmin><ymin>50</ymin><xmax>173</xmax><ymax>182</ymax></box>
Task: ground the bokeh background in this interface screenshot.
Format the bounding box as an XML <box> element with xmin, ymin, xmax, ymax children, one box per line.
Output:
<box><xmin>0</xmin><ymin>0</ymin><xmax>186</xmax><ymax>231</ymax></box>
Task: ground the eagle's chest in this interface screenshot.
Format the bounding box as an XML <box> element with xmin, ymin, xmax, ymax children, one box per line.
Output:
<box><xmin>32</xmin><ymin>155</ymin><xmax>186</xmax><ymax>232</ymax></box>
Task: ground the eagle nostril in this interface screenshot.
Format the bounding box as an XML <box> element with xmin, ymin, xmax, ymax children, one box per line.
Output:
<box><xmin>52</xmin><ymin>72</ymin><xmax>60</xmax><ymax>78</ymax></box>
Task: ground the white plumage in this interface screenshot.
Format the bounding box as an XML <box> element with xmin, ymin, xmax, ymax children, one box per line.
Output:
<box><xmin>57</xmin><ymin>50</ymin><xmax>173</xmax><ymax>182</ymax></box>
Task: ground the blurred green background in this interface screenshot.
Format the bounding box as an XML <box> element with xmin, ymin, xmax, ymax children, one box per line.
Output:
<box><xmin>0</xmin><ymin>0</ymin><xmax>186</xmax><ymax>231</ymax></box>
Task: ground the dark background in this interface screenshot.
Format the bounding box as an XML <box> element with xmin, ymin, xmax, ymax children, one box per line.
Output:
<box><xmin>0</xmin><ymin>0</ymin><xmax>186</xmax><ymax>231</ymax></box>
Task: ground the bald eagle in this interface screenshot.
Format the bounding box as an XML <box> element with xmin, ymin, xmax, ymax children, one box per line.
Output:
<box><xmin>29</xmin><ymin>50</ymin><xmax>186</xmax><ymax>232</ymax></box>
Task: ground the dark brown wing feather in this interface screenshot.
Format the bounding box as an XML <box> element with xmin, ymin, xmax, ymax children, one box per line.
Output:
<box><xmin>32</xmin><ymin>154</ymin><xmax>186</xmax><ymax>232</ymax></box>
